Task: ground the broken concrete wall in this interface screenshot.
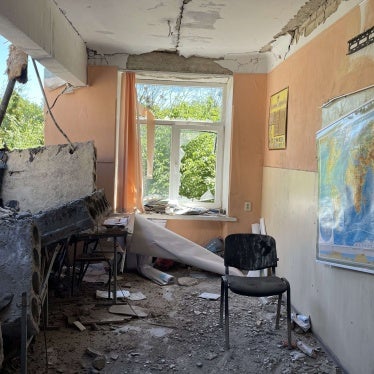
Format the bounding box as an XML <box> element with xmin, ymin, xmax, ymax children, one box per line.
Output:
<box><xmin>1</xmin><ymin>142</ymin><xmax>96</xmax><ymax>214</ymax></box>
<box><xmin>0</xmin><ymin>217</ymin><xmax>41</xmax><ymax>338</ymax></box>
<box><xmin>34</xmin><ymin>189</ymin><xmax>112</xmax><ymax>246</ymax></box>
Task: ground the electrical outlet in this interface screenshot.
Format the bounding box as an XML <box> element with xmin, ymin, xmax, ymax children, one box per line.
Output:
<box><xmin>244</xmin><ymin>201</ymin><xmax>252</xmax><ymax>212</ymax></box>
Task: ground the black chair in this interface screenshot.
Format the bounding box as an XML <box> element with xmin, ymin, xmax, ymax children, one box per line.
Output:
<box><xmin>219</xmin><ymin>233</ymin><xmax>292</xmax><ymax>350</ymax></box>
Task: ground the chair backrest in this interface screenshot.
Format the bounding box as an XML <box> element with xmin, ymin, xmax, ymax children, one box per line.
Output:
<box><xmin>224</xmin><ymin>233</ymin><xmax>278</xmax><ymax>272</ymax></box>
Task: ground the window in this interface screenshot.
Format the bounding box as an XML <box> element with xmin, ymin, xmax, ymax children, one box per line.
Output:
<box><xmin>136</xmin><ymin>79</ymin><xmax>228</xmax><ymax>209</ymax></box>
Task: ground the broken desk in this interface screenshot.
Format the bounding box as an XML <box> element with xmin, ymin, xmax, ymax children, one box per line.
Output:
<box><xmin>70</xmin><ymin>226</ymin><xmax>128</xmax><ymax>304</ymax></box>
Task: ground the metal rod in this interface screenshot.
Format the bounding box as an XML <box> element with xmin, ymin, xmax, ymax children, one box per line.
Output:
<box><xmin>0</xmin><ymin>79</ymin><xmax>16</xmax><ymax>127</ymax></box>
<box><xmin>113</xmin><ymin>237</ymin><xmax>118</xmax><ymax>304</ymax></box>
<box><xmin>31</xmin><ymin>58</ymin><xmax>75</xmax><ymax>152</ymax></box>
<box><xmin>20</xmin><ymin>292</ymin><xmax>27</xmax><ymax>374</ymax></box>
<box><xmin>40</xmin><ymin>243</ymin><xmax>62</xmax><ymax>303</ymax></box>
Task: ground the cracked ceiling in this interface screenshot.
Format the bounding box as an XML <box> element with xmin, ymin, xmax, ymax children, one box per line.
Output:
<box><xmin>53</xmin><ymin>0</ymin><xmax>362</xmax><ymax>73</ymax></box>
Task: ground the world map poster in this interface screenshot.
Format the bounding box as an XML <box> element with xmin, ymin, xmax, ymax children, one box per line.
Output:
<box><xmin>317</xmin><ymin>99</ymin><xmax>374</xmax><ymax>273</ymax></box>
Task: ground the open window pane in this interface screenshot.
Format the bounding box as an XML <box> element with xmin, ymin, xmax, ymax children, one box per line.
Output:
<box><xmin>179</xmin><ymin>130</ymin><xmax>217</xmax><ymax>203</ymax></box>
<box><xmin>140</xmin><ymin>124</ymin><xmax>171</xmax><ymax>201</ymax></box>
<box><xmin>136</xmin><ymin>79</ymin><xmax>225</xmax><ymax>209</ymax></box>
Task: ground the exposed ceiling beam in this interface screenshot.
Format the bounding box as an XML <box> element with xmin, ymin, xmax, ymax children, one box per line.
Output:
<box><xmin>0</xmin><ymin>0</ymin><xmax>87</xmax><ymax>86</ymax></box>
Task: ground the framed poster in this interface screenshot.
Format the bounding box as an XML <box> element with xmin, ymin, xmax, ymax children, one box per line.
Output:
<box><xmin>268</xmin><ymin>87</ymin><xmax>289</xmax><ymax>150</ymax></box>
<box><xmin>316</xmin><ymin>99</ymin><xmax>374</xmax><ymax>273</ymax></box>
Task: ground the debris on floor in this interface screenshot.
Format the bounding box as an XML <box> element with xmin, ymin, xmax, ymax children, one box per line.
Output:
<box><xmin>1</xmin><ymin>265</ymin><xmax>340</xmax><ymax>374</ymax></box>
<box><xmin>296</xmin><ymin>340</ymin><xmax>318</xmax><ymax>358</ymax></box>
<box><xmin>292</xmin><ymin>312</ymin><xmax>311</xmax><ymax>332</ymax></box>
<box><xmin>177</xmin><ymin>277</ymin><xmax>198</xmax><ymax>287</ymax></box>
<box><xmin>95</xmin><ymin>289</ymin><xmax>130</xmax><ymax>300</ymax></box>
<box><xmin>198</xmin><ymin>292</ymin><xmax>220</xmax><ymax>300</ymax></box>
<box><xmin>109</xmin><ymin>304</ymin><xmax>149</xmax><ymax>318</ymax></box>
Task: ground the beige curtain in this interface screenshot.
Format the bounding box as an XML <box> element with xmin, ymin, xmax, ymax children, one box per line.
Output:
<box><xmin>120</xmin><ymin>72</ymin><xmax>144</xmax><ymax>212</ymax></box>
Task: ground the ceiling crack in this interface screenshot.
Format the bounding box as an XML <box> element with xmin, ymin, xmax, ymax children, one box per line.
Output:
<box><xmin>52</xmin><ymin>0</ymin><xmax>84</xmax><ymax>42</ymax></box>
<box><xmin>175</xmin><ymin>0</ymin><xmax>191</xmax><ymax>53</ymax></box>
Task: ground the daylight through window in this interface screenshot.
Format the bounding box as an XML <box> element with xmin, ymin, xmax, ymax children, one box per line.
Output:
<box><xmin>136</xmin><ymin>80</ymin><xmax>226</xmax><ymax>209</ymax></box>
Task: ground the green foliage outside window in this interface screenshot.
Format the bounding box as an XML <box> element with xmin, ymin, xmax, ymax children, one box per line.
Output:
<box><xmin>152</xmin><ymin>96</ymin><xmax>221</xmax><ymax>122</ymax></box>
<box><xmin>179</xmin><ymin>131</ymin><xmax>216</xmax><ymax>200</ymax></box>
<box><xmin>141</xmin><ymin>124</ymin><xmax>171</xmax><ymax>198</ymax></box>
<box><xmin>0</xmin><ymin>90</ymin><xmax>44</xmax><ymax>150</ymax></box>
<box><xmin>137</xmin><ymin>82</ymin><xmax>222</xmax><ymax>202</ymax></box>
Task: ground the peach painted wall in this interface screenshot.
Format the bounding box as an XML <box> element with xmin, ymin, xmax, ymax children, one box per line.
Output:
<box><xmin>223</xmin><ymin>74</ymin><xmax>267</xmax><ymax>237</ymax></box>
<box><xmin>45</xmin><ymin>65</ymin><xmax>118</xmax><ymax>206</ymax></box>
<box><xmin>265</xmin><ymin>2</ymin><xmax>374</xmax><ymax>172</ymax></box>
<box><xmin>261</xmin><ymin>3</ymin><xmax>374</xmax><ymax>373</ymax></box>
<box><xmin>165</xmin><ymin>74</ymin><xmax>267</xmax><ymax>243</ymax></box>
<box><xmin>44</xmin><ymin>66</ymin><xmax>268</xmax><ymax>244</ymax></box>
<box><xmin>166</xmin><ymin>220</ymin><xmax>223</xmax><ymax>246</ymax></box>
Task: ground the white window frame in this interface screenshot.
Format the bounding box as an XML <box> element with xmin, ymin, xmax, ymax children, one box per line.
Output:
<box><xmin>136</xmin><ymin>77</ymin><xmax>231</xmax><ymax>211</ymax></box>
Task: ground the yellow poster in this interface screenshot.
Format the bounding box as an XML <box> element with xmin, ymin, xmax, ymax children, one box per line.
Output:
<box><xmin>268</xmin><ymin>87</ymin><xmax>288</xmax><ymax>149</ymax></box>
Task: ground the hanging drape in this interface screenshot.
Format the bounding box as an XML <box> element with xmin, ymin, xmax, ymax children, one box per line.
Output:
<box><xmin>120</xmin><ymin>72</ymin><xmax>144</xmax><ymax>212</ymax></box>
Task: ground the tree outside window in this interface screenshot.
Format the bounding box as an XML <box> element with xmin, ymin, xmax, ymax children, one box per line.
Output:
<box><xmin>136</xmin><ymin>81</ymin><xmax>224</xmax><ymax>207</ymax></box>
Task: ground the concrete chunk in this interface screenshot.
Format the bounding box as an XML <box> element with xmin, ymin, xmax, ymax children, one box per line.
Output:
<box><xmin>2</xmin><ymin>142</ymin><xmax>96</xmax><ymax>213</ymax></box>
<box><xmin>34</xmin><ymin>189</ymin><xmax>111</xmax><ymax>246</ymax></box>
<box><xmin>0</xmin><ymin>217</ymin><xmax>41</xmax><ymax>337</ymax></box>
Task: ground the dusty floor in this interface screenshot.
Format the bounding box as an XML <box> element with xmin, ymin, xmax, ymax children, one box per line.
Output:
<box><xmin>3</xmin><ymin>264</ymin><xmax>340</xmax><ymax>373</ymax></box>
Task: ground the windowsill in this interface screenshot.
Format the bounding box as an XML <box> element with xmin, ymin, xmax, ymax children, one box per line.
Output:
<box><xmin>141</xmin><ymin>213</ymin><xmax>237</xmax><ymax>222</ymax></box>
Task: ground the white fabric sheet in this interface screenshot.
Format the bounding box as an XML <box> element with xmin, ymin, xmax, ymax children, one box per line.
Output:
<box><xmin>128</xmin><ymin>214</ymin><xmax>242</xmax><ymax>277</ymax></box>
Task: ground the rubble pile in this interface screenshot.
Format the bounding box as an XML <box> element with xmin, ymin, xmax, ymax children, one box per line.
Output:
<box><xmin>3</xmin><ymin>266</ymin><xmax>341</xmax><ymax>374</ymax></box>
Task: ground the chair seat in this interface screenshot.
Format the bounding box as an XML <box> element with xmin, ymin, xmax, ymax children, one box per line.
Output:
<box><xmin>225</xmin><ymin>275</ymin><xmax>289</xmax><ymax>297</ymax></box>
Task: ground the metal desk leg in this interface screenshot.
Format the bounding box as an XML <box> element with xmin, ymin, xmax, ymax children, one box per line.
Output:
<box><xmin>71</xmin><ymin>241</ymin><xmax>77</xmax><ymax>296</ymax></box>
<box><xmin>113</xmin><ymin>237</ymin><xmax>117</xmax><ymax>304</ymax></box>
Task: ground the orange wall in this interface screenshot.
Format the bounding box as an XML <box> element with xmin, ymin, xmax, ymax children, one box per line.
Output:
<box><xmin>45</xmin><ymin>65</ymin><xmax>118</xmax><ymax>206</ymax></box>
<box><xmin>265</xmin><ymin>4</ymin><xmax>374</xmax><ymax>172</ymax></box>
<box><xmin>164</xmin><ymin>74</ymin><xmax>267</xmax><ymax>243</ymax></box>
<box><xmin>163</xmin><ymin>74</ymin><xmax>267</xmax><ymax>243</ymax></box>
<box><xmin>166</xmin><ymin>220</ymin><xmax>223</xmax><ymax>246</ymax></box>
<box><xmin>223</xmin><ymin>74</ymin><xmax>267</xmax><ymax>236</ymax></box>
<box><xmin>260</xmin><ymin>4</ymin><xmax>374</xmax><ymax>371</ymax></box>
<box><xmin>45</xmin><ymin>67</ymin><xmax>267</xmax><ymax>244</ymax></box>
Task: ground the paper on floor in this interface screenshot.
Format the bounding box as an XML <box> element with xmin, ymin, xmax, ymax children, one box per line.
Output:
<box><xmin>198</xmin><ymin>292</ymin><xmax>220</xmax><ymax>300</ymax></box>
<box><xmin>96</xmin><ymin>289</ymin><xmax>130</xmax><ymax>299</ymax></box>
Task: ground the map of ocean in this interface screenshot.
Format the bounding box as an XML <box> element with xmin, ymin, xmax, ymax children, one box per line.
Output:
<box><xmin>317</xmin><ymin>99</ymin><xmax>374</xmax><ymax>271</ymax></box>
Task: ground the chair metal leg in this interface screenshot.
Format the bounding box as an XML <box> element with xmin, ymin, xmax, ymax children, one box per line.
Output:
<box><xmin>275</xmin><ymin>294</ymin><xmax>282</xmax><ymax>329</ymax></box>
<box><xmin>224</xmin><ymin>283</ymin><xmax>230</xmax><ymax>350</ymax></box>
<box><xmin>219</xmin><ymin>277</ymin><xmax>224</xmax><ymax>327</ymax></box>
<box><xmin>286</xmin><ymin>285</ymin><xmax>292</xmax><ymax>349</ymax></box>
